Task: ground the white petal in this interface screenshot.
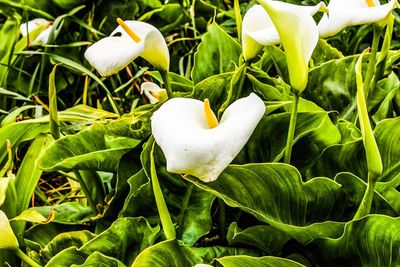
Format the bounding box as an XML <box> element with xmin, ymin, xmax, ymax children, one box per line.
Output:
<box><xmin>318</xmin><ymin>0</ymin><xmax>397</xmax><ymax>37</ymax></box>
<box><xmin>84</xmin><ymin>20</ymin><xmax>169</xmax><ymax>76</ymax></box>
<box><xmin>141</xmin><ymin>82</ymin><xmax>166</xmax><ymax>104</ymax></box>
<box><xmin>242</xmin><ymin>2</ymin><xmax>325</xmax><ymax>61</ymax></box>
<box><xmin>151</xmin><ymin>93</ymin><xmax>265</xmax><ymax>182</ymax></box>
<box><xmin>258</xmin><ymin>0</ymin><xmax>320</xmax><ymax>92</ymax></box>
<box><xmin>33</xmin><ymin>26</ymin><xmax>52</xmax><ymax>45</ymax></box>
<box><xmin>19</xmin><ymin>18</ymin><xmax>48</xmax><ymax>36</ymax></box>
<box><xmin>0</xmin><ymin>210</ymin><xmax>19</xmax><ymax>250</ymax></box>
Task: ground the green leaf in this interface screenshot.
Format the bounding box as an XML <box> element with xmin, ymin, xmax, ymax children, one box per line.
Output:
<box><xmin>227</xmin><ymin>223</ymin><xmax>290</xmax><ymax>255</ymax></box>
<box><xmin>217</xmin><ymin>255</ymin><xmax>305</xmax><ymax>267</ymax></box>
<box><xmin>71</xmin><ymin>252</ymin><xmax>126</xmax><ymax>267</ymax></box>
<box><xmin>38</xmin><ymin>123</ymin><xmax>141</xmax><ymax>172</ymax></box>
<box><xmin>314</xmin><ymin>215</ymin><xmax>400</xmax><ymax>266</ymax></box>
<box><xmin>131</xmin><ymin>239</ymin><xmax>201</xmax><ymax>266</ymax></box>
<box><xmin>46</xmin><ymin>217</ymin><xmax>159</xmax><ymax>266</ymax></box>
<box><xmin>311</xmin><ymin>39</ymin><xmax>343</xmax><ymax>67</ymax></box>
<box><xmin>41</xmin><ymin>230</ymin><xmax>96</xmax><ymax>262</ymax></box>
<box><xmin>192</xmin><ymin>22</ymin><xmax>241</xmax><ymax>84</ymax></box>
<box><xmin>0</xmin><ymin>122</ymin><xmax>48</xmax><ymax>164</ymax></box>
<box><xmin>30</xmin><ymin>202</ymin><xmax>94</xmax><ymax>225</ymax></box>
<box><xmin>186</xmin><ymin>163</ymin><xmax>346</xmax><ymax>244</ymax></box>
<box><xmin>14</xmin><ymin>134</ymin><xmax>52</xmax><ymax>215</ymax></box>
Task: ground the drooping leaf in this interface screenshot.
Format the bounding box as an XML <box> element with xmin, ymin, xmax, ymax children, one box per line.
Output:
<box><xmin>314</xmin><ymin>215</ymin><xmax>400</xmax><ymax>266</ymax></box>
<box><xmin>217</xmin><ymin>255</ymin><xmax>305</xmax><ymax>267</ymax></box>
<box><xmin>186</xmin><ymin>163</ymin><xmax>346</xmax><ymax>244</ymax></box>
<box><xmin>227</xmin><ymin>223</ymin><xmax>290</xmax><ymax>255</ymax></box>
<box><xmin>38</xmin><ymin>123</ymin><xmax>141</xmax><ymax>172</ymax></box>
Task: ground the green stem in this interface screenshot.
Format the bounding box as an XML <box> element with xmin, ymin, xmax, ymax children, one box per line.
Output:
<box><xmin>150</xmin><ymin>142</ymin><xmax>176</xmax><ymax>240</ymax></box>
<box><xmin>160</xmin><ymin>70</ymin><xmax>173</xmax><ymax>99</ymax></box>
<box><xmin>218</xmin><ymin>198</ymin><xmax>227</xmax><ymax>237</ymax></box>
<box><xmin>364</xmin><ymin>25</ymin><xmax>381</xmax><ymax>99</ymax></box>
<box><xmin>177</xmin><ymin>183</ymin><xmax>194</xmax><ymax>231</ymax></box>
<box><xmin>353</xmin><ymin>173</ymin><xmax>377</xmax><ymax>220</ymax></box>
<box><xmin>73</xmin><ymin>171</ymin><xmax>99</xmax><ymax>214</ymax></box>
<box><xmin>284</xmin><ymin>93</ymin><xmax>299</xmax><ymax>164</ymax></box>
<box><xmin>14</xmin><ymin>248</ymin><xmax>42</xmax><ymax>267</ymax></box>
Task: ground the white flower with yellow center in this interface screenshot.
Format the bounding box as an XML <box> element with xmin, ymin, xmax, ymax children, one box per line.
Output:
<box><xmin>84</xmin><ymin>19</ymin><xmax>169</xmax><ymax>77</ymax></box>
<box><xmin>318</xmin><ymin>0</ymin><xmax>398</xmax><ymax>37</ymax></box>
<box><xmin>242</xmin><ymin>2</ymin><xmax>326</xmax><ymax>61</ymax></box>
<box><xmin>151</xmin><ymin>93</ymin><xmax>265</xmax><ymax>182</ymax></box>
<box><xmin>140</xmin><ymin>82</ymin><xmax>168</xmax><ymax>104</ymax></box>
<box><xmin>19</xmin><ymin>18</ymin><xmax>52</xmax><ymax>45</ymax></box>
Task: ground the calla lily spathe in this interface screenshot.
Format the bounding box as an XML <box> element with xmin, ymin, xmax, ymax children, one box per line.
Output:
<box><xmin>258</xmin><ymin>0</ymin><xmax>323</xmax><ymax>92</ymax></box>
<box><xmin>151</xmin><ymin>93</ymin><xmax>265</xmax><ymax>182</ymax></box>
<box><xmin>242</xmin><ymin>3</ymin><xmax>326</xmax><ymax>61</ymax></box>
<box><xmin>20</xmin><ymin>18</ymin><xmax>52</xmax><ymax>45</ymax></box>
<box><xmin>141</xmin><ymin>82</ymin><xmax>167</xmax><ymax>104</ymax></box>
<box><xmin>0</xmin><ymin>210</ymin><xmax>19</xmax><ymax>250</ymax></box>
<box><xmin>318</xmin><ymin>0</ymin><xmax>398</xmax><ymax>37</ymax></box>
<box><xmin>84</xmin><ymin>20</ymin><xmax>169</xmax><ymax>77</ymax></box>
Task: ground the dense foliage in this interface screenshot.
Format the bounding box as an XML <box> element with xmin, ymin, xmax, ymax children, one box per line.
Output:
<box><xmin>1</xmin><ymin>0</ymin><xmax>400</xmax><ymax>266</ymax></box>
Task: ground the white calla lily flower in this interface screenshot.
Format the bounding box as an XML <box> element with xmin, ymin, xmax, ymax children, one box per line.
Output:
<box><xmin>84</xmin><ymin>19</ymin><xmax>169</xmax><ymax>77</ymax></box>
<box><xmin>20</xmin><ymin>18</ymin><xmax>52</xmax><ymax>45</ymax></box>
<box><xmin>151</xmin><ymin>93</ymin><xmax>265</xmax><ymax>182</ymax></box>
<box><xmin>0</xmin><ymin>210</ymin><xmax>19</xmax><ymax>250</ymax></box>
<box><xmin>140</xmin><ymin>82</ymin><xmax>168</xmax><ymax>104</ymax></box>
<box><xmin>319</xmin><ymin>0</ymin><xmax>398</xmax><ymax>37</ymax></box>
<box><xmin>258</xmin><ymin>0</ymin><xmax>323</xmax><ymax>92</ymax></box>
<box><xmin>242</xmin><ymin>3</ymin><xmax>326</xmax><ymax>61</ymax></box>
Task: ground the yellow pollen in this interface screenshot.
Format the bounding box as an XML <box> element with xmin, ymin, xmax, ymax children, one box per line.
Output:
<box><xmin>365</xmin><ymin>0</ymin><xmax>375</xmax><ymax>7</ymax></box>
<box><xmin>116</xmin><ymin>18</ymin><xmax>141</xmax><ymax>43</ymax></box>
<box><xmin>150</xmin><ymin>91</ymin><xmax>161</xmax><ymax>99</ymax></box>
<box><xmin>204</xmin><ymin>99</ymin><xmax>219</xmax><ymax>129</ymax></box>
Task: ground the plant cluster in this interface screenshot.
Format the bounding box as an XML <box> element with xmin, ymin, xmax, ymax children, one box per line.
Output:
<box><xmin>1</xmin><ymin>0</ymin><xmax>400</xmax><ymax>266</ymax></box>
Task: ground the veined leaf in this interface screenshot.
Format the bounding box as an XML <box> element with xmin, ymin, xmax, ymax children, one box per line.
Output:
<box><xmin>186</xmin><ymin>163</ymin><xmax>346</xmax><ymax>244</ymax></box>
<box><xmin>217</xmin><ymin>255</ymin><xmax>305</xmax><ymax>267</ymax></box>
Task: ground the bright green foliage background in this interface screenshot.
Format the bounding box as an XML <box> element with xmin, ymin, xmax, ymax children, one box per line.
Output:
<box><xmin>1</xmin><ymin>0</ymin><xmax>400</xmax><ymax>266</ymax></box>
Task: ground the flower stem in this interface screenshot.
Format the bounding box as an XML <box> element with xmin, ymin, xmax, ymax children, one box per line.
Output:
<box><xmin>284</xmin><ymin>93</ymin><xmax>299</xmax><ymax>164</ymax></box>
<box><xmin>160</xmin><ymin>70</ymin><xmax>173</xmax><ymax>99</ymax></box>
<box><xmin>14</xmin><ymin>248</ymin><xmax>42</xmax><ymax>267</ymax></box>
<box><xmin>364</xmin><ymin>25</ymin><xmax>382</xmax><ymax>99</ymax></box>
<box><xmin>353</xmin><ymin>173</ymin><xmax>377</xmax><ymax>220</ymax></box>
<box><xmin>150</xmin><ymin>141</ymin><xmax>176</xmax><ymax>240</ymax></box>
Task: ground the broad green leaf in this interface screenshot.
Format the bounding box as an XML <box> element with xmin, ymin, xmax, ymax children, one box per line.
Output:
<box><xmin>227</xmin><ymin>223</ymin><xmax>290</xmax><ymax>255</ymax></box>
<box><xmin>304</xmin><ymin>55</ymin><xmax>359</xmax><ymax>117</ymax></box>
<box><xmin>375</xmin><ymin>117</ymin><xmax>400</xmax><ymax>182</ymax></box>
<box><xmin>192</xmin><ymin>22</ymin><xmax>241</xmax><ymax>84</ymax></box>
<box><xmin>14</xmin><ymin>134</ymin><xmax>52</xmax><ymax>215</ymax></box>
<box><xmin>38</xmin><ymin>123</ymin><xmax>141</xmax><ymax>172</ymax></box>
<box><xmin>314</xmin><ymin>215</ymin><xmax>400</xmax><ymax>266</ymax></box>
<box><xmin>30</xmin><ymin>202</ymin><xmax>94</xmax><ymax>225</ymax></box>
<box><xmin>186</xmin><ymin>163</ymin><xmax>346</xmax><ymax>244</ymax></box>
<box><xmin>0</xmin><ymin>122</ymin><xmax>48</xmax><ymax>164</ymax></box>
<box><xmin>46</xmin><ymin>217</ymin><xmax>159</xmax><ymax>266</ymax></box>
<box><xmin>131</xmin><ymin>239</ymin><xmax>201</xmax><ymax>267</ymax></box>
<box><xmin>217</xmin><ymin>255</ymin><xmax>305</xmax><ymax>267</ymax></box>
<box><xmin>13</xmin><ymin>209</ymin><xmax>49</xmax><ymax>224</ymax></box>
<box><xmin>191</xmin><ymin>72</ymin><xmax>233</xmax><ymax>107</ymax></box>
<box><xmin>71</xmin><ymin>252</ymin><xmax>126</xmax><ymax>267</ymax></box>
<box><xmin>41</xmin><ymin>230</ymin><xmax>96</xmax><ymax>263</ymax></box>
